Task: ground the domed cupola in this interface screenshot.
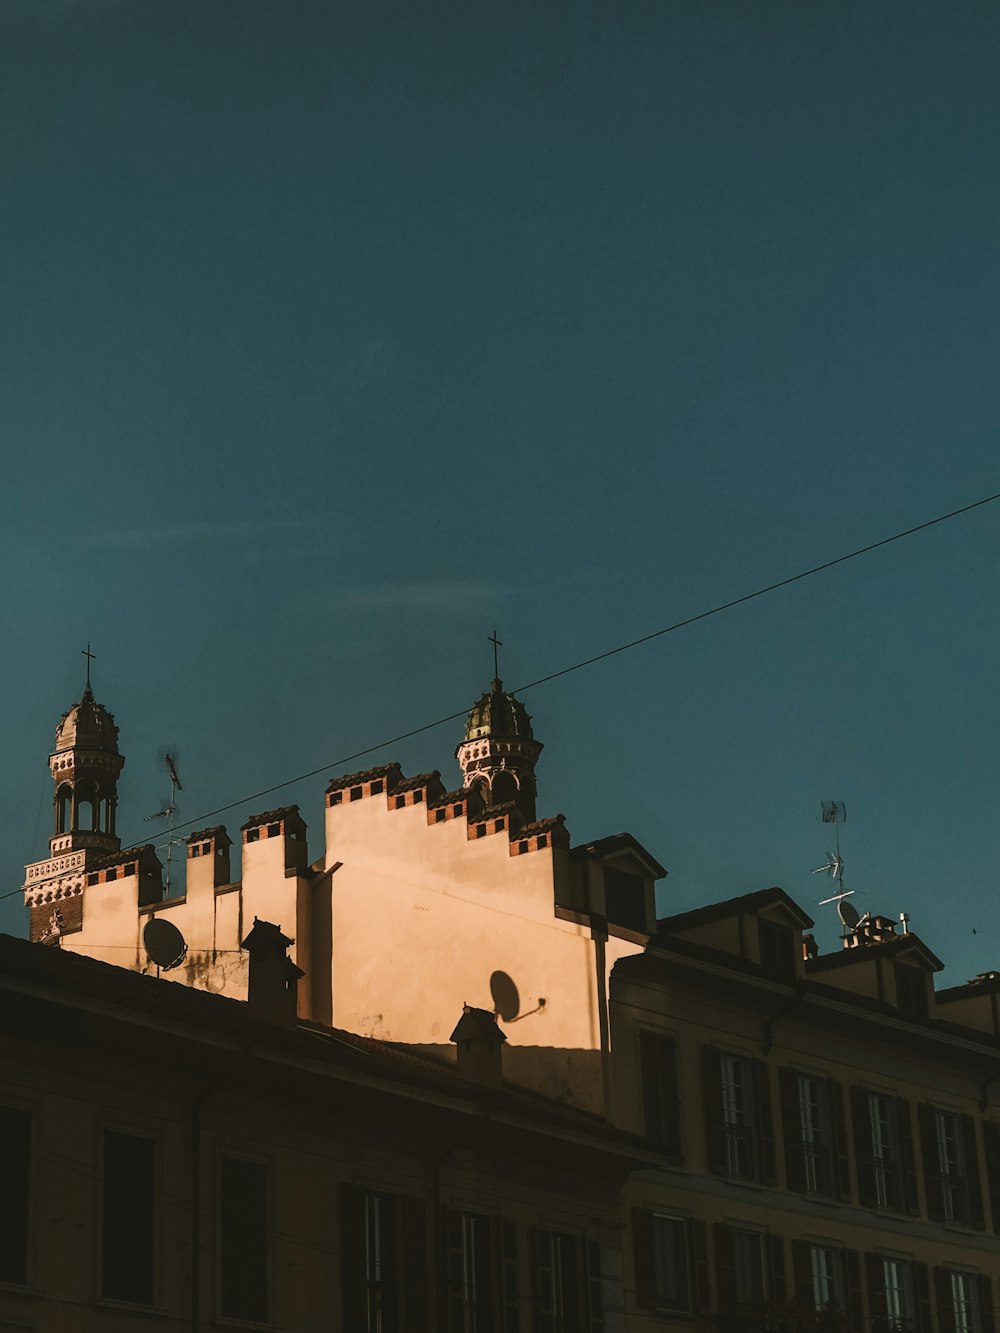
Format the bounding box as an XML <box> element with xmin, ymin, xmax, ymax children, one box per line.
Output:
<box><xmin>48</xmin><ymin>675</ymin><xmax>125</xmax><ymax>858</ymax></box>
<box><xmin>456</xmin><ymin>677</ymin><xmax>543</xmax><ymax>822</ymax></box>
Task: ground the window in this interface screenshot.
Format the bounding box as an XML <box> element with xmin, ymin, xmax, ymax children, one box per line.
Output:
<box><xmin>918</xmin><ymin>1107</ymin><xmax>984</xmax><ymax>1229</ymax></box>
<box><xmin>868</xmin><ymin>1256</ymin><xmax>932</xmax><ymax>1333</ymax></box>
<box><xmin>935</xmin><ymin>1269</ymin><xmax>994</xmax><ymax>1333</ymax></box>
<box><xmin>340</xmin><ymin>1186</ymin><xmax>428</xmax><ymax>1333</ymax></box>
<box><xmin>780</xmin><ymin>1070</ymin><xmax>850</xmax><ymax>1200</ymax></box>
<box><xmin>604</xmin><ymin>866</ymin><xmax>647</xmax><ymax>933</ymax></box>
<box><xmin>758</xmin><ymin>918</ymin><xmax>797</xmax><ymax>982</ymax></box>
<box><xmin>219</xmin><ymin>1155</ymin><xmax>269</xmax><ymax>1324</ymax></box>
<box><xmin>351</xmin><ymin>786</ymin><xmax>363</xmax><ymax>801</ymax></box>
<box><xmin>895</xmin><ymin>965</ymin><xmax>928</xmax><ymax>1018</ymax></box>
<box><xmin>246</xmin><ymin>827</ymin><xmax>260</xmax><ymax>843</ymax></box>
<box><xmin>633</xmin><ymin>1211</ymin><xmax>707</xmax><ymax>1316</ymax></box>
<box><xmin>704</xmin><ymin>1049</ymin><xmax>776</xmax><ymax>1184</ymax></box>
<box><xmin>330</xmin><ymin>790</ymin><xmax>343</xmax><ymax>805</ymax></box>
<box><xmin>396</xmin><ymin>795</ymin><xmax>406</xmax><ymax>810</ymax></box>
<box><xmin>442</xmin><ymin>1208</ymin><xmax>518</xmax><ymax>1332</ymax></box>
<box><xmin>0</xmin><ymin>1105</ymin><xmax>31</xmax><ymax>1286</ymax></box>
<box><xmin>851</xmin><ymin>1091</ymin><xmax>919</xmax><ymax>1215</ymax></box>
<box><xmin>535</xmin><ymin>1230</ymin><xmax>602</xmax><ymax>1332</ymax></box>
<box><xmin>791</xmin><ymin>1244</ymin><xmax>862</xmax><ymax>1331</ymax></box>
<box><xmin>371</xmin><ymin>780</ymin><xmax>384</xmax><ymax>795</ymax></box>
<box><xmin>716</xmin><ymin>1226</ymin><xmax>784</xmax><ymax>1325</ymax></box>
<box><xmin>101</xmin><ymin>1129</ymin><xmax>156</xmax><ymax>1305</ymax></box>
<box><xmin>639</xmin><ymin>1031</ymin><xmax>681</xmax><ymax>1161</ymax></box>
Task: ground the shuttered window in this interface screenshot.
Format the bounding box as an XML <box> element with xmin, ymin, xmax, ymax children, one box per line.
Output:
<box><xmin>535</xmin><ymin>1230</ymin><xmax>601</xmax><ymax>1333</ymax></box>
<box><xmin>633</xmin><ymin>1211</ymin><xmax>708</xmax><ymax>1315</ymax></box>
<box><xmin>0</xmin><ymin>1105</ymin><xmax>31</xmax><ymax>1287</ymax></box>
<box><xmin>704</xmin><ymin>1048</ymin><xmax>775</xmax><ymax>1184</ymax></box>
<box><xmin>851</xmin><ymin>1089</ymin><xmax>919</xmax><ymax>1215</ymax></box>
<box><xmin>340</xmin><ymin>1186</ymin><xmax>429</xmax><ymax>1333</ymax></box>
<box><xmin>219</xmin><ymin>1155</ymin><xmax>269</xmax><ymax>1324</ymax></box>
<box><xmin>864</xmin><ymin>1254</ymin><xmax>931</xmax><ymax>1333</ymax></box>
<box><xmin>935</xmin><ymin>1269</ymin><xmax>996</xmax><ymax>1333</ymax></box>
<box><xmin>101</xmin><ymin>1129</ymin><xmax>156</xmax><ymax>1306</ymax></box>
<box><xmin>639</xmin><ymin>1031</ymin><xmax>681</xmax><ymax>1161</ymax></box>
<box><xmin>443</xmin><ymin>1208</ymin><xmax>518</xmax><ymax>1333</ymax></box>
<box><xmin>715</xmin><ymin>1225</ymin><xmax>785</xmax><ymax>1314</ymax></box>
<box><xmin>918</xmin><ymin>1107</ymin><xmax>985</xmax><ymax>1229</ymax></box>
<box><xmin>792</xmin><ymin>1242</ymin><xmax>863</xmax><ymax>1332</ymax></box>
<box><xmin>780</xmin><ymin>1069</ymin><xmax>851</xmax><ymax>1200</ymax></box>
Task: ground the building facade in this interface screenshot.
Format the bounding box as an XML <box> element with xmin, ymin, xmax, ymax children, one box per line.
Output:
<box><xmin>8</xmin><ymin>674</ymin><xmax>1000</xmax><ymax>1330</ymax></box>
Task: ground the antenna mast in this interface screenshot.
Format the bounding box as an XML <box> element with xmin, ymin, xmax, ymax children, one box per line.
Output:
<box><xmin>145</xmin><ymin>751</ymin><xmax>183</xmax><ymax>894</ymax></box>
<box><xmin>813</xmin><ymin>800</ymin><xmax>858</xmax><ymax>934</ymax></box>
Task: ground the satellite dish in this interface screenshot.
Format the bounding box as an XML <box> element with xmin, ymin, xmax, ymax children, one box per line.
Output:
<box><xmin>838</xmin><ymin>898</ymin><xmax>861</xmax><ymax>930</ymax></box>
<box><xmin>143</xmin><ymin>917</ymin><xmax>188</xmax><ymax>970</ymax></box>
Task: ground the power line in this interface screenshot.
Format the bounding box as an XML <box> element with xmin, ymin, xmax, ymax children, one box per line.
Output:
<box><xmin>4</xmin><ymin>487</ymin><xmax>999</xmax><ymax>911</ymax></box>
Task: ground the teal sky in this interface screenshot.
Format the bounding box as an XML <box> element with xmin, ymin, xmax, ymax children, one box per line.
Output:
<box><xmin>2</xmin><ymin>2</ymin><xmax>999</xmax><ymax>981</ymax></box>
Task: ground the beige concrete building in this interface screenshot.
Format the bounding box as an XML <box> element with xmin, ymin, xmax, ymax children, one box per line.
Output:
<box><xmin>13</xmin><ymin>672</ymin><xmax>1000</xmax><ymax>1332</ymax></box>
<box><xmin>0</xmin><ymin>928</ymin><xmax>640</xmax><ymax>1332</ymax></box>
<box><xmin>22</xmin><ymin>674</ymin><xmax>664</xmax><ymax>1113</ymax></box>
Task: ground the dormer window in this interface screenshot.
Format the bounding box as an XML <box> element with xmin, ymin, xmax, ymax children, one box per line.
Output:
<box><xmin>605</xmin><ymin>866</ymin><xmax>647</xmax><ymax>932</ymax></box>
<box><xmin>758</xmin><ymin>917</ymin><xmax>796</xmax><ymax>982</ymax></box>
<box><xmin>895</xmin><ymin>963</ymin><xmax>928</xmax><ymax>1018</ymax></box>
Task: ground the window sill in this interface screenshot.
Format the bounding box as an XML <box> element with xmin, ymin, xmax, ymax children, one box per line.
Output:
<box><xmin>0</xmin><ymin>1278</ymin><xmax>42</xmax><ymax>1299</ymax></box>
<box><xmin>96</xmin><ymin>1296</ymin><xmax>169</xmax><ymax>1318</ymax></box>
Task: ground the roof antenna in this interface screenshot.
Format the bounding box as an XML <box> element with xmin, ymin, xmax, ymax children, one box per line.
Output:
<box><xmin>813</xmin><ymin>800</ymin><xmax>859</xmax><ymax>933</ymax></box>
<box><xmin>145</xmin><ymin>749</ymin><xmax>183</xmax><ymax>894</ymax></box>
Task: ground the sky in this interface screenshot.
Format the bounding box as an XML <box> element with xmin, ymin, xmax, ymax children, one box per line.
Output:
<box><xmin>1</xmin><ymin>1</ymin><xmax>999</xmax><ymax>983</ymax></box>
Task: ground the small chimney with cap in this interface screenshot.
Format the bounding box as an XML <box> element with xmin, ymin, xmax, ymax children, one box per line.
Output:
<box><xmin>450</xmin><ymin>1005</ymin><xmax>507</xmax><ymax>1086</ymax></box>
<box><xmin>241</xmin><ymin>918</ymin><xmax>304</xmax><ymax>1027</ymax></box>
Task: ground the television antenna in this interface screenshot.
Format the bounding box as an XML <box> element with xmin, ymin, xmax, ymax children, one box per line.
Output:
<box><xmin>813</xmin><ymin>799</ymin><xmax>857</xmax><ymax>931</ymax></box>
<box><xmin>145</xmin><ymin>749</ymin><xmax>183</xmax><ymax>894</ymax></box>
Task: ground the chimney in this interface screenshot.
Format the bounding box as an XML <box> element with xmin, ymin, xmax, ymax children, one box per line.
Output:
<box><xmin>185</xmin><ymin>826</ymin><xmax>232</xmax><ymax>894</ymax></box>
<box><xmin>241</xmin><ymin>918</ymin><xmax>304</xmax><ymax>1027</ymax></box>
<box><xmin>449</xmin><ymin>1005</ymin><xmax>507</xmax><ymax>1086</ymax></box>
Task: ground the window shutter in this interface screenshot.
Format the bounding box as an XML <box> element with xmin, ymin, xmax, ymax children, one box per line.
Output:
<box><xmin>960</xmin><ymin>1114</ymin><xmax>985</xmax><ymax>1230</ymax></box>
<box><xmin>715</xmin><ymin>1225</ymin><xmax>737</xmax><ymax>1312</ymax></box>
<box><xmin>534</xmin><ymin>1228</ymin><xmax>554</xmax><ymax>1333</ymax></box>
<box><xmin>780</xmin><ymin>1069</ymin><xmax>806</xmax><ymax>1193</ymax></box>
<box><xmin>918</xmin><ymin>1105</ymin><xmax>945</xmax><ymax>1222</ymax></box>
<box><xmin>340</xmin><ymin>1184</ymin><xmax>368</xmax><ymax>1333</ymax></box>
<box><xmin>640</xmin><ymin>1031</ymin><xmax>682</xmax><ymax>1161</ymax></box>
<box><xmin>982</xmin><ymin>1122</ymin><xmax>1000</xmax><ymax>1233</ymax></box>
<box><xmin>898</xmin><ymin>1098</ymin><xmax>920</xmax><ymax>1216</ymax></box>
<box><xmin>980</xmin><ymin>1276</ymin><xmax>995</xmax><ymax>1333</ymax></box>
<box><xmin>844</xmin><ymin>1249</ymin><xmax>863</xmax><ymax>1333</ymax></box>
<box><xmin>829</xmin><ymin>1080</ymin><xmax>852</xmax><ymax>1201</ymax></box>
<box><xmin>851</xmin><ymin>1089</ymin><xmax>877</xmax><ymax>1208</ymax></box>
<box><xmin>768</xmin><ymin>1234</ymin><xmax>786</xmax><ymax>1306</ymax></box>
<box><xmin>866</xmin><ymin>1254</ymin><xmax>887</xmax><ymax>1327</ymax></box>
<box><xmin>441</xmin><ymin>1207</ymin><xmax>465</xmax><ymax>1333</ymax></box>
<box><xmin>791</xmin><ymin>1240</ymin><xmax>813</xmax><ymax>1314</ymax></box>
<box><xmin>0</xmin><ymin>1106</ymin><xmax>30</xmax><ymax>1288</ymax></box>
<box><xmin>401</xmin><ymin>1196</ymin><xmax>429</xmax><ymax>1333</ymax></box>
<box><xmin>632</xmin><ymin>1210</ymin><xmax>655</xmax><ymax>1310</ymax></box>
<box><xmin>586</xmin><ymin>1238</ymin><xmax>604</xmax><ymax>1333</ymax></box>
<box><xmin>500</xmin><ymin>1219</ymin><xmax>519</xmax><ymax>1333</ymax></box>
<box><xmin>935</xmin><ymin>1268</ymin><xmax>956</xmax><ymax>1333</ymax></box>
<box><xmin>754</xmin><ymin>1060</ymin><xmax>777</xmax><ymax>1185</ymax></box>
<box><xmin>693</xmin><ymin>1221</ymin><xmax>711</xmax><ymax>1313</ymax></box>
<box><xmin>914</xmin><ymin>1263</ymin><xmax>932</xmax><ymax>1333</ymax></box>
<box><xmin>703</xmin><ymin>1048</ymin><xmax>728</xmax><ymax>1175</ymax></box>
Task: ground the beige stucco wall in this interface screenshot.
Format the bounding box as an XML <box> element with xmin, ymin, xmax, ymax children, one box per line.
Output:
<box><xmin>324</xmin><ymin>795</ymin><xmax>641</xmax><ymax>1110</ymax></box>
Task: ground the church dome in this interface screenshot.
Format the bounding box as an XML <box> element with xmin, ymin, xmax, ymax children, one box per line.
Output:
<box><xmin>464</xmin><ymin>679</ymin><xmax>535</xmax><ymax>743</ymax></box>
<box><xmin>54</xmin><ymin>684</ymin><xmax>120</xmax><ymax>753</ymax></box>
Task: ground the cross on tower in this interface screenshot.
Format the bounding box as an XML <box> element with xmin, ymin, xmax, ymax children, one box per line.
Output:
<box><xmin>81</xmin><ymin>643</ymin><xmax>96</xmax><ymax>688</ymax></box>
<box><xmin>488</xmin><ymin>629</ymin><xmax>502</xmax><ymax>683</ymax></box>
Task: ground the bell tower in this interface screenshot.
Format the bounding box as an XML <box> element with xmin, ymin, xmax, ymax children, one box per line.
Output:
<box><xmin>23</xmin><ymin>659</ymin><xmax>126</xmax><ymax>941</ymax></box>
<box><xmin>455</xmin><ymin>676</ymin><xmax>543</xmax><ymax>823</ymax></box>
